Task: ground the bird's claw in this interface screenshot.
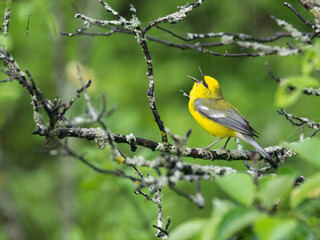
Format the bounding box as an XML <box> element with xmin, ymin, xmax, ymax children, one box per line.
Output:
<box><xmin>216</xmin><ymin>147</ymin><xmax>231</xmax><ymax>160</ymax></box>
<box><xmin>201</xmin><ymin>148</ymin><xmax>214</xmax><ymax>160</ymax></box>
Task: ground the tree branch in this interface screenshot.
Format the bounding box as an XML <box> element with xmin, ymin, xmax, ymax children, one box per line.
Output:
<box><xmin>277</xmin><ymin>109</ymin><xmax>320</xmax><ymax>138</ymax></box>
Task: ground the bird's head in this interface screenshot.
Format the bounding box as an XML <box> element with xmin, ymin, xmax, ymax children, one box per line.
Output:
<box><xmin>188</xmin><ymin>67</ymin><xmax>222</xmax><ymax>99</ymax></box>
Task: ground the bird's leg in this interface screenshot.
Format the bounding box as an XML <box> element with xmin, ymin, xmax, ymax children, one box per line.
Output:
<box><xmin>203</xmin><ymin>138</ymin><xmax>223</xmax><ymax>150</ymax></box>
<box><xmin>221</xmin><ymin>137</ymin><xmax>231</xmax><ymax>150</ymax></box>
<box><xmin>219</xmin><ymin>137</ymin><xmax>232</xmax><ymax>159</ymax></box>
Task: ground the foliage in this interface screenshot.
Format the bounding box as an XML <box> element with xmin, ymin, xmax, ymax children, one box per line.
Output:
<box><xmin>171</xmin><ymin>137</ymin><xmax>320</xmax><ymax>239</ymax></box>
<box><xmin>275</xmin><ymin>41</ymin><xmax>320</xmax><ymax>108</ymax></box>
<box><xmin>1</xmin><ymin>0</ymin><xmax>320</xmax><ymax>240</ymax></box>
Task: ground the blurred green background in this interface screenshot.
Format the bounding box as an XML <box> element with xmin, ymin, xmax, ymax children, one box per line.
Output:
<box><xmin>0</xmin><ymin>0</ymin><xmax>319</xmax><ymax>239</ymax></box>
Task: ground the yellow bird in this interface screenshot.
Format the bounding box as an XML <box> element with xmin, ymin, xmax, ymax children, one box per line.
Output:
<box><xmin>188</xmin><ymin>68</ymin><xmax>277</xmax><ymax>168</ymax></box>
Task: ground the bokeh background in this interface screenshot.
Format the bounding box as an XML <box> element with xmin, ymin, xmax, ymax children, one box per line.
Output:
<box><xmin>0</xmin><ymin>0</ymin><xmax>319</xmax><ymax>239</ymax></box>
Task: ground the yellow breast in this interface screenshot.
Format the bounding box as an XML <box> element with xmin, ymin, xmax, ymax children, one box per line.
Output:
<box><xmin>188</xmin><ymin>100</ymin><xmax>237</xmax><ymax>138</ymax></box>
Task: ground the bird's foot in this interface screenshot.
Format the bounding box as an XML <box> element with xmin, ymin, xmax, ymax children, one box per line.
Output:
<box><xmin>200</xmin><ymin>147</ymin><xmax>214</xmax><ymax>160</ymax></box>
<box><xmin>216</xmin><ymin>147</ymin><xmax>231</xmax><ymax>160</ymax></box>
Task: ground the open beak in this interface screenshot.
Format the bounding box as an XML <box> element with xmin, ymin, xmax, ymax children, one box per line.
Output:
<box><xmin>188</xmin><ymin>75</ymin><xmax>200</xmax><ymax>83</ymax></box>
<box><xmin>198</xmin><ymin>67</ymin><xmax>205</xmax><ymax>79</ymax></box>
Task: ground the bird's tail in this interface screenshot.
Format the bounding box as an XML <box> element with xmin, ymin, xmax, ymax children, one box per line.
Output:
<box><xmin>237</xmin><ymin>134</ymin><xmax>278</xmax><ymax>168</ymax></box>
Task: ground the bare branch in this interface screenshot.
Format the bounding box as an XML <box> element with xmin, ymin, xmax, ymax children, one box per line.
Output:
<box><xmin>61</xmin><ymin>0</ymin><xmax>320</xmax><ymax>59</ymax></box>
<box><xmin>61</xmin><ymin>20</ymin><xmax>91</xmax><ymax>37</ymax></box>
<box><xmin>142</xmin><ymin>0</ymin><xmax>204</xmax><ymax>33</ymax></box>
<box><xmin>61</xmin><ymin>142</ymin><xmax>140</xmax><ymax>181</ymax></box>
<box><xmin>303</xmin><ymin>87</ymin><xmax>320</xmax><ymax>96</ymax></box>
<box><xmin>98</xmin><ymin>0</ymin><xmax>126</xmax><ymax>21</ymax></box>
<box><xmin>26</xmin><ymin>13</ymin><xmax>31</xmax><ymax>38</ymax></box>
<box><xmin>154</xmin><ymin>189</ymin><xmax>167</xmax><ymax>239</ymax></box>
<box><xmin>74</xmin><ymin>13</ymin><xmax>130</xmax><ymax>27</ymax></box>
<box><xmin>4</xmin><ymin>1</ymin><xmax>316</xmax><ymax>237</ymax></box>
<box><xmin>284</xmin><ymin>2</ymin><xmax>320</xmax><ymax>32</ymax></box>
<box><xmin>2</xmin><ymin>0</ymin><xmax>12</xmax><ymax>37</ymax></box>
<box><xmin>265</xmin><ymin>62</ymin><xmax>281</xmax><ymax>83</ymax></box>
<box><xmin>277</xmin><ymin>109</ymin><xmax>320</xmax><ymax>138</ymax></box>
<box><xmin>31</xmin><ymin>126</ymin><xmax>291</xmax><ymax>163</ymax></box>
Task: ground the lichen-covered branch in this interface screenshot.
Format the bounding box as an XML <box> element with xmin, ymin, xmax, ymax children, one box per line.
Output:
<box><xmin>62</xmin><ymin>1</ymin><xmax>320</xmax><ymax>58</ymax></box>
<box><xmin>31</xmin><ymin>125</ymin><xmax>291</xmax><ymax>163</ymax></box>
<box><xmin>142</xmin><ymin>0</ymin><xmax>203</xmax><ymax>33</ymax></box>
<box><xmin>303</xmin><ymin>87</ymin><xmax>320</xmax><ymax>96</ymax></box>
<box><xmin>2</xmin><ymin>0</ymin><xmax>12</xmax><ymax>38</ymax></box>
<box><xmin>278</xmin><ymin>109</ymin><xmax>320</xmax><ymax>138</ymax></box>
<box><xmin>2</xmin><ymin>1</ymin><xmax>314</xmax><ymax>238</ymax></box>
<box><xmin>284</xmin><ymin>1</ymin><xmax>320</xmax><ymax>32</ymax></box>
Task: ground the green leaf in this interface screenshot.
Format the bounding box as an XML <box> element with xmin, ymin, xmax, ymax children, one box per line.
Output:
<box><xmin>216</xmin><ymin>173</ymin><xmax>256</xmax><ymax>206</ymax></box>
<box><xmin>302</xmin><ymin>59</ymin><xmax>314</xmax><ymax>76</ymax></box>
<box><xmin>291</xmin><ymin>172</ymin><xmax>320</xmax><ymax>208</ymax></box>
<box><xmin>216</xmin><ymin>207</ymin><xmax>261</xmax><ymax>240</ymax></box>
<box><xmin>200</xmin><ymin>199</ymin><xmax>235</xmax><ymax>240</ymax></box>
<box><xmin>258</xmin><ymin>175</ymin><xmax>295</xmax><ymax>210</ymax></box>
<box><xmin>286</xmin><ymin>138</ymin><xmax>320</xmax><ymax>168</ymax></box>
<box><xmin>169</xmin><ymin>219</ymin><xmax>206</xmax><ymax>240</ymax></box>
<box><xmin>255</xmin><ymin>217</ymin><xmax>297</xmax><ymax>240</ymax></box>
<box><xmin>274</xmin><ymin>75</ymin><xmax>319</xmax><ymax>108</ymax></box>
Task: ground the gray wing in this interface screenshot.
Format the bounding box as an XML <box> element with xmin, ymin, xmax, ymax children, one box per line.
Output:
<box><xmin>195</xmin><ymin>98</ymin><xmax>259</xmax><ymax>137</ymax></box>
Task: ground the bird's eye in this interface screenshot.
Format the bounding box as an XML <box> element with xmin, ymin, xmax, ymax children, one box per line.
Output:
<box><xmin>202</xmin><ymin>81</ymin><xmax>208</xmax><ymax>88</ymax></box>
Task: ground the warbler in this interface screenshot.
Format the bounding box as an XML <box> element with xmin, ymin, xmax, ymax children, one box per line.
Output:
<box><xmin>188</xmin><ymin>68</ymin><xmax>277</xmax><ymax>168</ymax></box>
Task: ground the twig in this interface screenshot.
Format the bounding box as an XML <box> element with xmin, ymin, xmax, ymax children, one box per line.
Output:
<box><xmin>142</xmin><ymin>0</ymin><xmax>203</xmax><ymax>33</ymax></box>
<box><xmin>2</xmin><ymin>0</ymin><xmax>12</xmax><ymax>37</ymax></box>
<box><xmin>61</xmin><ymin>142</ymin><xmax>140</xmax><ymax>181</ymax></box>
<box><xmin>271</xmin><ymin>15</ymin><xmax>311</xmax><ymax>42</ymax></box>
<box><xmin>64</xmin><ymin>25</ymin><xmax>317</xmax><ymax>57</ymax></box>
<box><xmin>284</xmin><ymin>2</ymin><xmax>320</xmax><ymax>32</ymax></box>
<box><xmin>26</xmin><ymin>13</ymin><xmax>31</xmax><ymax>38</ymax></box>
<box><xmin>154</xmin><ymin>188</ymin><xmax>167</xmax><ymax>239</ymax></box>
<box><xmin>266</xmin><ymin>63</ymin><xmax>320</xmax><ymax>96</ymax></box>
<box><xmin>126</xmin><ymin>7</ymin><xmax>169</xmax><ymax>144</ymax></box>
<box><xmin>61</xmin><ymin>20</ymin><xmax>91</xmax><ymax>37</ymax></box>
<box><xmin>153</xmin><ymin>225</ymin><xmax>169</xmax><ymax>239</ymax></box>
<box><xmin>98</xmin><ymin>0</ymin><xmax>126</xmax><ymax>21</ymax></box>
<box><xmin>265</xmin><ymin>62</ymin><xmax>281</xmax><ymax>83</ymax></box>
<box><xmin>136</xmin><ymin>185</ymin><xmax>168</xmax><ymax>238</ymax></box>
<box><xmin>74</xmin><ymin>13</ymin><xmax>130</xmax><ymax>27</ymax></box>
<box><xmin>303</xmin><ymin>87</ymin><xmax>320</xmax><ymax>96</ymax></box>
<box><xmin>277</xmin><ymin>109</ymin><xmax>320</xmax><ymax>138</ymax></box>
<box><xmin>139</xmin><ymin>35</ymin><xmax>168</xmax><ymax>143</ymax></box>
<box><xmin>171</xmin><ymin>177</ymin><xmax>205</xmax><ymax>208</ymax></box>
<box><xmin>179</xmin><ymin>89</ymin><xmax>190</xmax><ymax>98</ymax></box>
<box><xmin>165</xmin><ymin>216</ymin><xmax>171</xmax><ymax>232</ymax></box>
<box><xmin>31</xmin><ymin>126</ymin><xmax>291</xmax><ymax>162</ymax></box>
<box><xmin>62</xmin><ymin>1</ymin><xmax>320</xmax><ymax>58</ymax></box>
<box><xmin>186</xmin><ymin>31</ymin><xmax>307</xmax><ymax>42</ymax></box>
<box><xmin>135</xmin><ymin>189</ymin><xmax>155</xmax><ymax>202</ymax></box>
<box><xmin>76</xmin><ymin>79</ymin><xmax>92</xmax><ymax>94</ymax></box>
<box><xmin>3</xmin><ymin>1</ymin><xmax>311</xmax><ymax>237</ymax></box>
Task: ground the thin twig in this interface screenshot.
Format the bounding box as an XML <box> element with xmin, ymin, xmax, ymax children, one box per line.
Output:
<box><xmin>26</xmin><ymin>13</ymin><xmax>31</xmax><ymax>38</ymax></box>
<box><xmin>2</xmin><ymin>0</ymin><xmax>12</xmax><ymax>36</ymax></box>
<box><xmin>284</xmin><ymin>2</ymin><xmax>319</xmax><ymax>31</ymax></box>
<box><xmin>278</xmin><ymin>109</ymin><xmax>320</xmax><ymax>138</ymax></box>
<box><xmin>61</xmin><ymin>142</ymin><xmax>140</xmax><ymax>181</ymax></box>
<box><xmin>265</xmin><ymin>62</ymin><xmax>281</xmax><ymax>83</ymax></box>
